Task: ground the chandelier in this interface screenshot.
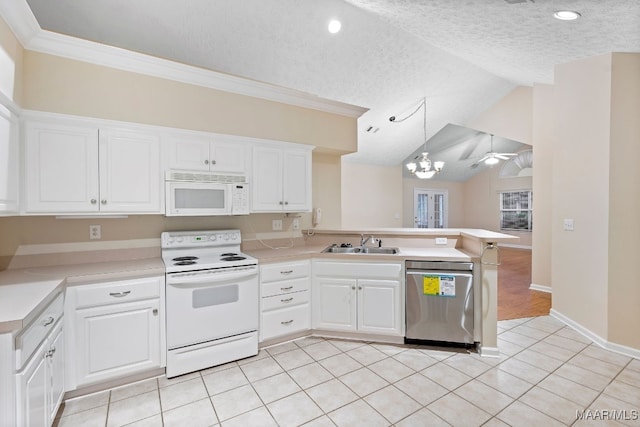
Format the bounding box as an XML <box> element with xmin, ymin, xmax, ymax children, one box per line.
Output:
<box><xmin>390</xmin><ymin>98</ymin><xmax>444</xmax><ymax>179</ymax></box>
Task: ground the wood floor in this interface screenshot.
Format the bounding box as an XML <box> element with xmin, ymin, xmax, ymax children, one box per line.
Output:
<box><xmin>497</xmin><ymin>247</ymin><xmax>551</xmax><ymax>320</ymax></box>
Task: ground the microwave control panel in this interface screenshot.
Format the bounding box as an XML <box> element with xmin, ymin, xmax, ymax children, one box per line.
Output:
<box><xmin>232</xmin><ymin>184</ymin><xmax>250</xmax><ymax>215</ymax></box>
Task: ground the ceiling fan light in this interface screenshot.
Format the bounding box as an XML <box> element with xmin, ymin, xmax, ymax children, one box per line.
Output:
<box><xmin>553</xmin><ymin>10</ymin><xmax>581</xmax><ymax>20</ymax></box>
<box><xmin>485</xmin><ymin>156</ymin><xmax>500</xmax><ymax>165</ymax></box>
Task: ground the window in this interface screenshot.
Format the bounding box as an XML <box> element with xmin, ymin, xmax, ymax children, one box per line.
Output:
<box><xmin>500</xmin><ymin>190</ymin><xmax>532</xmax><ymax>231</ymax></box>
<box><xmin>414</xmin><ymin>189</ymin><xmax>448</xmax><ymax>228</ymax></box>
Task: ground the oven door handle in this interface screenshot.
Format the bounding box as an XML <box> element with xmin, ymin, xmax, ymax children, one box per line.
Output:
<box><xmin>167</xmin><ymin>270</ymin><xmax>257</xmax><ymax>287</ymax></box>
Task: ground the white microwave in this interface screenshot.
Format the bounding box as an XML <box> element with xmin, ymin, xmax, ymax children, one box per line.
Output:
<box><xmin>165</xmin><ymin>171</ymin><xmax>250</xmax><ymax>216</ymax></box>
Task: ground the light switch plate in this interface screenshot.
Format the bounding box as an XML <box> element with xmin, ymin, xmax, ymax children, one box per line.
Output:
<box><xmin>272</xmin><ymin>219</ymin><xmax>283</xmax><ymax>231</ymax></box>
<box><xmin>435</xmin><ymin>237</ymin><xmax>448</xmax><ymax>245</ymax></box>
<box><xmin>563</xmin><ymin>219</ymin><xmax>574</xmax><ymax>231</ymax></box>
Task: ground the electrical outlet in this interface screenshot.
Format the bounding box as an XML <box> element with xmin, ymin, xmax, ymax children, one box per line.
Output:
<box><xmin>435</xmin><ymin>237</ymin><xmax>448</xmax><ymax>245</ymax></box>
<box><xmin>272</xmin><ymin>219</ymin><xmax>283</xmax><ymax>231</ymax></box>
<box><xmin>89</xmin><ymin>225</ymin><xmax>101</xmax><ymax>240</ymax></box>
<box><xmin>292</xmin><ymin>218</ymin><xmax>300</xmax><ymax>230</ymax></box>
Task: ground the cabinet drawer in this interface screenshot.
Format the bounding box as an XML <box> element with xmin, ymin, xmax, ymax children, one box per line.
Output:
<box><xmin>74</xmin><ymin>276</ymin><xmax>162</xmax><ymax>308</ymax></box>
<box><xmin>262</xmin><ymin>290</ymin><xmax>309</xmax><ymax>312</ymax></box>
<box><xmin>262</xmin><ymin>277</ymin><xmax>309</xmax><ymax>298</ymax></box>
<box><xmin>15</xmin><ymin>291</ymin><xmax>64</xmax><ymax>370</ymax></box>
<box><xmin>261</xmin><ymin>261</ymin><xmax>310</xmax><ymax>283</ymax></box>
<box><xmin>261</xmin><ymin>304</ymin><xmax>310</xmax><ymax>341</ymax></box>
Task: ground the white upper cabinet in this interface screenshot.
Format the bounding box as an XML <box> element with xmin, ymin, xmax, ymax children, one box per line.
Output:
<box><xmin>165</xmin><ymin>133</ymin><xmax>247</xmax><ymax>174</ymax></box>
<box><xmin>252</xmin><ymin>145</ymin><xmax>312</xmax><ymax>212</ymax></box>
<box><xmin>24</xmin><ymin>116</ymin><xmax>161</xmax><ymax>214</ymax></box>
<box><xmin>98</xmin><ymin>128</ymin><xmax>161</xmax><ymax>212</ymax></box>
<box><xmin>25</xmin><ymin>121</ymin><xmax>100</xmax><ymax>213</ymax></box>
<box><xmin>0</xmin><ymin>105</ymin><xmax>20</xmax><ymax>213</ymax></box>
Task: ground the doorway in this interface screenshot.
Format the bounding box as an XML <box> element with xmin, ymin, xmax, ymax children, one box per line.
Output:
<box><xmin>413</xmin><ymin>189</ymin><xmax>448</xmax><ymax>228</ymax></box>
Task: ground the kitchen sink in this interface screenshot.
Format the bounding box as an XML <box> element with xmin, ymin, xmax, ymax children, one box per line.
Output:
<box><xmin>322</xmin><ymin>245</ymin><xmax>399</xmax><ymax>255</ymax></box>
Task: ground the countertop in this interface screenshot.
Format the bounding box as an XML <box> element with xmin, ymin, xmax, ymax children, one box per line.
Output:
<box><xmin>0</xmin><ymin>258</ymin><xmax>165</xmax><ymax>334</ymax></box>
<box><xmin>305</xmin><ymin>228</ymin><xmax>518</xmax><ymax>243</ymax></box>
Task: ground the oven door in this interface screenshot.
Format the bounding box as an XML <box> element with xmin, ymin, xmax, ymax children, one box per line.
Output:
<box><xmin>165</xmin><ymin>181</ymin><xmax>232</xmax><ymax>216</ymax></box>
<box><xmin>166</xmin><ymin>266</ymin><xmax>258</xmax><ymax>349</ymax></box>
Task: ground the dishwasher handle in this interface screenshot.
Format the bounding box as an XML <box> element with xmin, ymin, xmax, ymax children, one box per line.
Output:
<box><xmin>406</xmin><ymin>260</ymin><xmax>473</xmax><ymax>271</ymax></box>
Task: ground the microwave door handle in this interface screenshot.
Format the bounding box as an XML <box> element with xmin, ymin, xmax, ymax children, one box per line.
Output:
<box><xmin>168</xmin><ymin>270</ymin><xmax>257</xmax><ymax>287</ymax></box>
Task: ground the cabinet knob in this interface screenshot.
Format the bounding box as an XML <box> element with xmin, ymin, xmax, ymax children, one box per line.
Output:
<box><xmin>90</xmin><ymin>199</ymin><xmax>97</xmax><ymax>204</ymax></box>
<box><xmin>211</xmin><ymin>160</ymin><xmax>216</xmax><ymax>165</ymax></box>
<box><xmin>352</xmin><ymin>286</ymin><xmax>356</xmax><ymax>290</ymax></box>
<box><xmin>279</xmin><ymin>201</ymin><xmax>283</xmax><ymax>205</ymax></box>
<box><xmin>358</xmin><ymin>286</ymin><xmax>363</xmax><ymax>290</ymax></box>
<box><xmin>153</xmin><ymin>309</ymin><xmax>158</xmax><ymax>315</ymax></box>
<box><xmin>204</xmin><ymin>160</ymin><xmax>209</xmax><ymax>165</ymax></box>
<box><xmin>284</xmin><ymin>201</ymin><xmax>289</xmax><ymax>205</ymax></box>
<box><xmin>101</xmin><ymin>199</ymin><xmax>107</xmax><ymax>205</ymax></box>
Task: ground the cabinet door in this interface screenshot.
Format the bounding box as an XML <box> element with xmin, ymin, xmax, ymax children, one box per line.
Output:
<box><xmin>358</xmin><ymin>279</ymin><xmax>402</xmax><ymax>335</ymax></box>
<box><xmin>0</xmin><ymin>107</ymin><xmax>19</xmax><ymax>212</ymax></box>
<box><xmin>98</xmin><ymin>128</ymin><xmax>161</xmax><ymax>212</ymax></box>
<box><xmin>75</xmin><ymin>299</ymin><xmax>161</xmax><ymax>387</ymax></box>
<box><xmin>282</xmin><ymin>149</ymin><xmax>311</xmax><ymax>212</ymax></box>
<box><xmin>210</xmin><ymin>141</ymin><xmax>246</xmax><ymax>173</ymax></box>
<box><xmin>17</xmin><ymin>349</ymin><xmax>47</xmax><ymax>427</ymax></box>
<box><xmin>47</xmin><ymin>328</ymin><xmax>64</xmax><ymax>426</ymax></box>
<box><xmin>165</xmin><ymin>134</ymin><xmax>210</xmax><ymax>171</ymax></box>
<box><xmin>25</xmin><ymin>121</ymin><xmax>99</xmax><ymax>212</ymax></box>
<box><xmin>312</xmin><ymin>278</ymin><xmax>357</xmax><ymax>332</ymax></box>
<box><xmin>251</xmin><ymin>146</ymin><xmax>283</xmax><ymax>211</ymax></box>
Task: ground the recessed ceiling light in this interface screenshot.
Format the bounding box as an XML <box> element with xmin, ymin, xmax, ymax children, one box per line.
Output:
<box><xmin>553</xmin><ymin>10</ymin><xmax>581</xmax><ymax>20</ymax></box>
<box><xmin>328</xmin><ymin>19</ymin><xmax>341</xmax><ymax>34</ymax></box>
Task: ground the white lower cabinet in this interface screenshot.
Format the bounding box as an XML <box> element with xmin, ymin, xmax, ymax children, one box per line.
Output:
<box><xmin>65</xmin><ymin>276</ymin><xmax>165</xmax><ymax>389</ymax></box>
<box><xmin>16</xmin><ymin>315</ymin><xmax>64</xmax><ymax>427</ymax></box>
<box><xmin>259</xmin><ymin>260</ymin><xmax>311</xmax><ymax>341</ymax></box>
<box><xmin>312</xmin><ymin>260</ymin><xmax>403</xmax><ymax>336</ymax></box>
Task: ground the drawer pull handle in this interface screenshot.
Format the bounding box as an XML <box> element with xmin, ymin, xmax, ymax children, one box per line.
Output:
<box><xmin>281</xmin><ymin>297</ymin><xmax>294</xmax><ymax>303</ymax></box>
<box><xmin>280</xmin><ymin>270</ymin><xmax>293</xmax><ymax>275</ymax></box>
<box><xmin>280</xmin><ymin>286</ymin><xmax>293</xmax><ymax>291</ymax></box>
<box><xmin>109</xmin><ymin>291</ymin><xmax>131</xmax><ymax>298</ymax></box>
<box><xmin>42</xmin><ymin>317</ymin><xmax>54</xmax><ymax>327</ymax></box>
<box><xmin>281</xmin><ymin>320</ymin><xmax>294</xmax><ymax>325</ymax></box>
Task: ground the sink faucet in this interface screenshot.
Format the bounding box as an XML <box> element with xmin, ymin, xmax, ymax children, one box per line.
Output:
<box><xmin>360</xmin><ymin>234</ymin><xmax>377</xmax><ymax>247</ymax></box>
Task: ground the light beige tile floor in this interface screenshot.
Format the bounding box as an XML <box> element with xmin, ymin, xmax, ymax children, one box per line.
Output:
<box><xmin>54</xmin><ymin>316</ymin><xmax>640</xmax><ymax>427</ymax></box>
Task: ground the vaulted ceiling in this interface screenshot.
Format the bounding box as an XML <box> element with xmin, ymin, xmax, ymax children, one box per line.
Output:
<box><xmin>19</xmin><ymin>0</ymin><xmax>640</xmax><ymax>176</ymax></box>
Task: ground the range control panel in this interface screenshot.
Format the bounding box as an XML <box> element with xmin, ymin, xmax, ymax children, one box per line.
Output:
<box><xmin>161</xmin><ymin>230</ymin><xmax>241</xmax><ymax>248</ymax></box>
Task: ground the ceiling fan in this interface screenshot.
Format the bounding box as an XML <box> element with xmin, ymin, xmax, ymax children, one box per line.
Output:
<box><xmin>473</xmin><ymin>134</ymin><xmax>517</xmax><ymax>166</ymax></box>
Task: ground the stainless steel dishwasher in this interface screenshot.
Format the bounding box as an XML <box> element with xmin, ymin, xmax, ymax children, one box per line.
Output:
<box><xmin>405</xmin><ymin>260</ymin><xmax>474</xmax><ymax>346</ymax></box>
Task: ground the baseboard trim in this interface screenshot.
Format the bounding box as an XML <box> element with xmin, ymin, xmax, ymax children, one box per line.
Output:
<box><xmin>550</xmin><ymin>309</ymin><xmax>640</xmax><ymax>360</ymax></box>
<box><xmin>529</xmin><ymin>283</ymin><xmax>552</xmax><ymax>293</ymax></box>
<box><xmin>478</xmin><ymin>346</ymin><xmax>501</xmax><ymax>358</ymax></box>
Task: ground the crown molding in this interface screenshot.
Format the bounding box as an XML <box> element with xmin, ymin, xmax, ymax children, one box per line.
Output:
<box><xmin>0</xmin><ymin>0</ymin><xmax>368</xmax><ymax>118</ymax></box>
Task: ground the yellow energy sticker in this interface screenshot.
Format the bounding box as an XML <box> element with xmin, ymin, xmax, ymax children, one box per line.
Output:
<box><xmin>423</xmin><ymin>275</ymin><xmax>440</xmax><ymax>295</ymax></box>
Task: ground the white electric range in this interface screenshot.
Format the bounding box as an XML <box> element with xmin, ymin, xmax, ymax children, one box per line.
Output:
<box><xmin>161</xmin><ymin>230</ymin><xmax>258</xmax><ymax>378</ymax></box>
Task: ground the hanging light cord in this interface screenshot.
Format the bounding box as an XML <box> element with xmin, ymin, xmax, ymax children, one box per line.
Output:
<box><xmin>390</xmin><ymin>98</ymin><xmax>428</xmax><ymax>149</ymax></box>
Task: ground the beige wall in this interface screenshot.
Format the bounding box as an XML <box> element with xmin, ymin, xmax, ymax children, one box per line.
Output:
<box><xmin>607</xmin><ymin>53</ymin><xmax>640</xmax><ymax>348</ymax></box>
<box><xmin>0</xmin><ymin>15</ymin><xmax>23</xmax><ymax>103</ymax></box>
<box><xmin>312</xmin><ymin>153</ymin><xmax>342</xmax><ymax>229</ymax></box>
<box><xmin>462</xmin><ymin>166</ymin><xmax>533</xmax><ymax>247</ymax></box>
<box><xmin>531</xmin><ymin>84</ymin><xmax>555</xmax><ymax>288</ymax></box>
<box><xmin>341</xmin><ymin>161</ymin><xmax>403</xmax><ymax>228</ymax></box>
<box><xmin>552</xmin><ymin>54</ymin><xmax>612</xmax><ymax>340</ymax></box>
<box><xmin>402</xmin><ymin>178</ymin><xmax>464</xmax><ymax>228</ymax></box>
<box><xmin>22</xmin><ymin>51</ymin><xmax>357</xmax><ymax>155</ymax></box>
<box><xmin>467</xmin><ymin>86</ymin><xmax>533</xmax><ymax>145</ymax></box>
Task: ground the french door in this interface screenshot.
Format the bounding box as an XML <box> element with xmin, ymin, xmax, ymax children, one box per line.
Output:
<box><xmin>413</xmin><ymin>189</ymin><xmax>448</xmax><ymax>228</ymax></box>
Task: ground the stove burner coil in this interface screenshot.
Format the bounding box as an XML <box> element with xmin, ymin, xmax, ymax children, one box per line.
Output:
<box><xmin>220</xmin><ymin>253</ymin><xmax>238</xmax><ymax>257</ymax></box>
<box><xmin>221</xmin><ymin>256</ymin><xmax>247</xmax><ymax>261</ymax></box>
<box><xmin>174</xmin><ymin>260</ymin><xmax>197</xmax><ymax>266</ymax></box>
<box><xmin>172</xmin><ymin>256</ymin><xmax>199</xmax><ymax>262</ymax></box>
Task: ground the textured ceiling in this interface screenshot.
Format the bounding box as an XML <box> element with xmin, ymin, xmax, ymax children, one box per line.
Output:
<box><xmin>23</xmin><ymin>0</ymin><xmax>640</xmax><ymax>179</ymax></box>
